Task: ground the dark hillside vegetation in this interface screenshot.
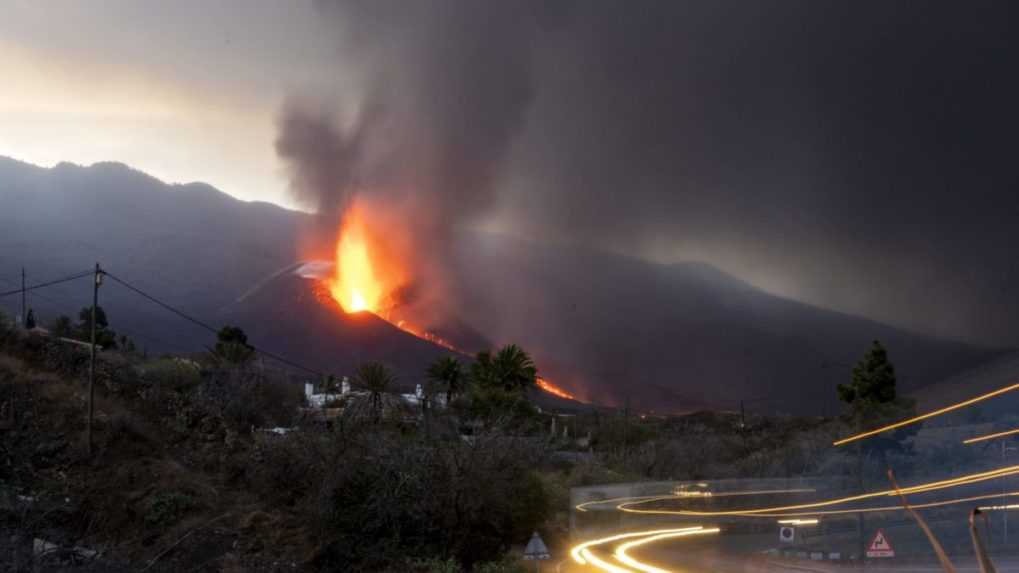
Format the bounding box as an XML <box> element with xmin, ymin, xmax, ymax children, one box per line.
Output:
<box><xmin>0</xmin><ymin>314</ymin><xmax>553</xmax><ymax>572</ymax></box>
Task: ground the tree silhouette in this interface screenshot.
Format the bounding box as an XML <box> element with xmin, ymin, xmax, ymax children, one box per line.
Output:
<box><xmin>353</xmin><ymin>361</ymin><xmax>396</xmax><ymax>423</ymax></box>
<box><xmin>214</xmin><ymin>325</ymin><xmax>255</xmax><ymax>365</ymax></box>
<box><xmin>78</xmin><ymin>305</ymin><xmax>109</xmax><ymax>332</ymax></box>
<box><xmin>471</xmin><ymin>344</ymin><xmax>537</xmax><ymax>394</ymax></box>
<box><xmin>427</xmin><ymin>356</ymin><xmax>465</xmax><ymax>404</ymax></box>
<box><xmin>839</xmin><ymin>340</ymin><xmax>897</xmax><ymax>407</ymax></box>
<box><xmin>50</xmin><ymin>315</ymin><xmax>73</xmax><ymax>338</ymax></box>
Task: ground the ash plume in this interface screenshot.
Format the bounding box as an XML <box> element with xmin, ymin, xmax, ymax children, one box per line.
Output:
<box><xmin>276</xmin><ymin>1</ymin><xmax>1019</xmax><ymax>347</ymax></box>
<box><xmin>275</xmin><ymin>1</ymin><xmax>564</xmax><ymax>268</ymax></box>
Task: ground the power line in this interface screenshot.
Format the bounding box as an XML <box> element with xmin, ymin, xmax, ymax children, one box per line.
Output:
<box><xmin>0</xmin><ymin>270</ymin><xmax>94</xmax><ymax>298</ymax></box>
<box><xmin>103</xmin><ymin>271</ymin><xmax>324</xmax><ymax>377</ymax></box>
<box><xmin>103</xmin><ymin>272</ymin><xmax>220</xmax><ymax>335</ymax></box>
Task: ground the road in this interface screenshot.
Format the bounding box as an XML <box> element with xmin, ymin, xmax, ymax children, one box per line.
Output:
<box><xmin>565</xmin><ymin>474</ymin><xmax>1019</xmax><ymax>573</ymax></box>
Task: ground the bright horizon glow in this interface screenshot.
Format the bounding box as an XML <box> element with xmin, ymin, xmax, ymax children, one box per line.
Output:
<box><xmin>0</xmin><ymin>6</ymin><xmax>330</xmax><ymax>212</ymax></box>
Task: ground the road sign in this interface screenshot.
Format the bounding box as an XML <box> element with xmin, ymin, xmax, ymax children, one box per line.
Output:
<box><xmin>523</xmin><ymin>531</ymin><xmax>551</xmax><ymax>560</ymax></box>
<box><xmin>866</xmin><ymin>529</ymin><xmax>895</xmax><ymax>558</ymax></box>
<box><xmin>779</xmin><ymin>526</ymin><xmax>795</xmax><ymax>543</ymax></box>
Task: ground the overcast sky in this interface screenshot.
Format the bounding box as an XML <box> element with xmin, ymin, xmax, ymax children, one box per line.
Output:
<box><xmin>3</xmin><ymin>1</ymin><xmax>1019</xmax><ymax>346</ymax></box>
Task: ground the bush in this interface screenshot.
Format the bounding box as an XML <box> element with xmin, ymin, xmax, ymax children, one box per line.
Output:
<box><xmin>312</xmin><ymin>429</ymin><xmax>549</xmax><ymax>571</ymax></box>
<box><xmin>145</xmin><ymin>491</ymin><xmax>195</xmax><ymax>526</ymax></box>
<box><xmin>248</xmin><ymin>431</ymin><xmax>327</xmax><ymax>505</ymax></box>
<box><xmin>475</xmin><ymin>557</ymin><xmax>528</xmax><ymax>573</ymax></box>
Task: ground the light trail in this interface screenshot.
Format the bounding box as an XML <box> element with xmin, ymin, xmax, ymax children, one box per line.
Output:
<box><xmin>613</xmin><ymin>528</ymin><xmax>720</xmax><ymax>573</ymax></box>
<box><xmin>693</xmin><ymin>488</ymin><xmax>815</xmax><ymax>498</ymax></box>
<box><xmin>978</xmin><ymin>503</ymin><xmax>1019</xmax><ymax>511</ymax></box>
<box><xmin>776</xmin><ymin>518</ymin><xmax>818</xmax><ymax>525</ymax></box>
<box><xmin>618</xmin><ymin>464</ymin><xmax>1019</xmax><ymax>516</ymax></box>
<box><xmin>740</xmin><ymin>491</ymin><xmax>1019</xmax><ymax>518</ymax></box>
<box><xmin>579</xmin><ymin>549</ymin><xmax>632</xmax><ymax>573</ymax></box>
<box><xmin>577</xmin><ymin>488</ymin><xmax>815</xmax><ymax>513</ymax></box>
<box><xmin>576</xmin><ymin>495</ymin><xmax>671</xmax><ymax>513</ymax></box>
<box><xmin>833</xmin><ymin>382</ymin><xmax>1019</xmax><ymax>446</ymax></box>
<box><xmin>570</xmin><ymin>527</ymin><xmax>703</xmax><ymax>567</ymax></box>
<box><xmin>963</xmin><ymin>427</ymin><xmax>1019</xmax><ymax>444</ymax></box>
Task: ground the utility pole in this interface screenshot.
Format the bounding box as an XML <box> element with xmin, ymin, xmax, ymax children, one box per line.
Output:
<box><xmin>739</xmin><ymin>400</ymin><xmax>748</xmax><ymax>452</ymax></box>
<box><xmin>20</xmin><ymin>267</ymin><xmax>26</xmax><ymax>328</ymax></box>
<box><xmin>87</xmin><ymin>263</ymin><xmax>102</xmax><ymax>456</ymax></box>
<box><xmin>623</xmin><ymin>395</ymin><xmax>630</xmax><ymax>460</ymax></box>
<box><xmin>1003</xmin><ymin>442</ymin><xmax>1016</xmax><ymax>545</ymax></box>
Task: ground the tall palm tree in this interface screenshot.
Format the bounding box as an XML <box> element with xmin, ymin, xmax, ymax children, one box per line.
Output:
<box><xmin>427</xmin><ymin>356</ymin><xmax>465</xmax><ymax>405</ymax></box>
<box><xmin>471</xmin><ymin>344</ymin><xmax>537</xmax><ymax>394</ymax></box>
<box><xmin>353</xmin><ymin>361</ymin><xmax>396</xmax><ymax>423</ymax></box>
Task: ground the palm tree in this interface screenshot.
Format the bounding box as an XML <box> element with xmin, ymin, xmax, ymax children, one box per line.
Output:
<box><xmin>471</xmin><ymin>344</ymin><xmax>537</xmax><ymax>394</ymax></box>
<box><xmin>353</xmin><ymin>361</ymin><xmax>396</xmax><ymax>423</ymax></box>
<box><xmin>427</xmin><ymin>356</ymin><xmax>465</xmax><ymax>405</ymax></box>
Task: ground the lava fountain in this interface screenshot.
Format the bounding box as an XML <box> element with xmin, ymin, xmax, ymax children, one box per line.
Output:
<box><xmin>329</xmin><ymin>203</ymin><xmax>389</xmax><ymax>314</ymax></box>
<box><xmin>323</xmin><ymin>199</ymin><xmax>578</xmax><ymax>402</ymax></box>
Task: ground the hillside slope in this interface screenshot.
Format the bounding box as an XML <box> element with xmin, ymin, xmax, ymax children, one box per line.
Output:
<box><xmin>449</xmin><ymin>235</ymin><xmax>1005</xmax><ymax>413</ymax></box>
<box><xmin>0</xmin><ymin>157</ymin><xmax>1004</xmax><ymax>414</ymax></box>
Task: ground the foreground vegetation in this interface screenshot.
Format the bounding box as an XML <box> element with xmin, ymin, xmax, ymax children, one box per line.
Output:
<box><xmin>0</xmin><ymin>310</ymin><xmax>564</xmax><ymax>571</ymax></box>
<box><xmin>2</xmin><ymin>309</ymin><xmax>1011</xmax><ymax>571</ymax></box>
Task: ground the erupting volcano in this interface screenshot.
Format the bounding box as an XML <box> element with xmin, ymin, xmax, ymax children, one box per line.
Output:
<box><xmin>322</xmin><ymin>200</ymin><xmax>578</xmax><ymax>402</ymax></box>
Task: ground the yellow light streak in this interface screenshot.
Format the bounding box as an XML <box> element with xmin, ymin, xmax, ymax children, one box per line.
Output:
<box><xmin>613</xmin><ymin>528</ymin><xmax>720</xmax><ymax>573</ymax></box>
<box><xmin>777</xmin><ymin>518</ymin><xmax>818</xmax><ymax>525</ymax></box>
<box><xmin>570</xmin><ymin>528</ymin><xmax>703</xmax><ymax>565</ymax></box>
<box><xmin>833</xmin><ymin>382</ymin><xmax>1019</xmax><ymax>446</ymax></box>
<box><xmin>745</xmin><ymin>491</ymin><xmax>1019</xmax><ymax>518</ymax></box>
<box><xmin>703</xmin><ymin>488</ymin><xmax>816</xmax><ymax>498</ymax></box>
<box><xmin>580</xmin><ymin>548</ymin><xmax>633</xmax><ymax>573</ymax></box>
<box><xmin>579</xmin><ymin>488</ymin><xmax>816</xmax><ymax>513</ymax></box>
<box><xmin>964</xmin><ymin>427</ymin><xmax>1019</xmax><ymax>444</ymax></box>
<box><xmin>618</xmin><ymin>465</ymin><xmax>1019</xmax><ymax>516</ymax></box>
<box><xmin>576</xmin><ymin>495</ymin><xmax>670</xmax><ymax>513</ymax></box>
<box><xmin>978</xmin><ymin>504</ymin><xmax>1019</xmax><ymax>511</ymax></box>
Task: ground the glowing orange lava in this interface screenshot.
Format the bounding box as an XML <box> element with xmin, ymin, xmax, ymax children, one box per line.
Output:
<box><xmin>537</xmin><ymin>377</ymin><xmax>576</xmax><ymax>400</ymax></box>
<box><xmin>325</xmin><ymin>199</ymin><xmax>579</xmax><ymax>402</ymax></box>
<box><xmin>329</xmin><ymin>204</ymin><xmax>389</xmax><ymax>313</ymax></box>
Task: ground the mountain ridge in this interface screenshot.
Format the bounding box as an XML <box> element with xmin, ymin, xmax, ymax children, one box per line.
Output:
<box><xmin>0</xmin><ymin>156</ymin><xmax>1005</xmax><ymax>413</ymax></box>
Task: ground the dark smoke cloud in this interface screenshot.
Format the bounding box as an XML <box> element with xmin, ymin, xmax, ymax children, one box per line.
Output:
<box><xmin>499</xmin><ymin>1</ymin><xmax>1019</xmax><ymax>345</ymax></box>
<box><xmin>275</xmin><ymin>0</ymin><xmax>563</xmax><ymax>234</ymax></box>
<box><xmin>279</xmin><ymin>0</ymin><xmax>1019</xmax><ymax>345</ymax></box>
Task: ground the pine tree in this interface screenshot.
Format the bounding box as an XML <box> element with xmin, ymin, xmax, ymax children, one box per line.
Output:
<box><xmin>838</xmin><ymin>340</ymin><xmax>897</xmax><ymax>408</ymax></box>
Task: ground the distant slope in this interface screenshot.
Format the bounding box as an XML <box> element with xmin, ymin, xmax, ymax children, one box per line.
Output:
<box><xmin>0</xmin><ymin>157</ymin><xmax>1004</xmax><ymax>414</ymax></box>
<box><xmin>908</xmin><ymin>351</ymin><xmax>1019</xmax><ymax>422</ymax></box>
<box><xmin>0</xmin><ymin>157</ymin><xmax>303</xmax><ymax>356</ymax></box>
<box><xmin>449</xmin><ymin>234</ymin><xmax>1006</xmax><ymax>414</ymax></box>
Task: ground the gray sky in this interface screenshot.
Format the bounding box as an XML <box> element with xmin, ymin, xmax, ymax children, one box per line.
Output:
<box><xmin>3</xmin><ymin>1</ymin><xmax>1019</xmax><ymax>346</ymax></box>
<box><xmin>0</xmin><ymin>0</ymin><xmax>339</xmax><ymax>206</ymax></box>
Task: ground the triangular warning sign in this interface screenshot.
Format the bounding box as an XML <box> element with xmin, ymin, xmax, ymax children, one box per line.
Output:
<box><xmin>523</xmin><ymin>531</ymin><xmax>550</xmax><ymax>560</ymax></box>
<box><xmin>866</xmin><ymin>529</ymin><xmax>895</xmax><ymax>558</ymax></box>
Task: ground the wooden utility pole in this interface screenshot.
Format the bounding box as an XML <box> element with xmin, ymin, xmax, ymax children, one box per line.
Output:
<box><xmin>87</xmin><ymin>263</ymin><xmax>102</xmax><ymax>456</ymax></box>
<box><xmin>20</xmin><ymin>267</ymin><xmax>25</xmax><ymax>328</ymax></box>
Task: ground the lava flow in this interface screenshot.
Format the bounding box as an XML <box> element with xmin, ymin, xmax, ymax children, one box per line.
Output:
<box><xmin>325</xmin><ymin>202</ymin><xmax>577</xmax><ymax>402</ymax></box>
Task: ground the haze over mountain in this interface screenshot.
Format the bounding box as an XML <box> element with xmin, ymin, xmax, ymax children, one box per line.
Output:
<box><xmin>0</xmin><ymin>158</ymin><xmax>1004</xmax><ymax>413</ymax></box>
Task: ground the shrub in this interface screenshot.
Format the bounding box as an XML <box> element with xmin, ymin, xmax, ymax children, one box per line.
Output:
<box><xmin>475</xmin><ymin>556</ymin><xmax>528</xmax><ymax>573</ymax></box>
<box><xmin>312</xmin><ymin>429</ymin><xmax>549</xmax><ymax>570</ymax></box>
<box><xmin>144</xmin><ymin>491</ymin><xmax>195</xmax><ymax>526</ymax></box>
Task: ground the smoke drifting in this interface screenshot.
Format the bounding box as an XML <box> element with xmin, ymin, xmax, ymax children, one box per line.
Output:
<box><xmin>275</xmin><ymin>1</ymin><xmax>568</xmax><ymax>324</ymax></box>
<box><xmin>275</xmin><ymin>0</ymin><xmax>560</xmax><ymax>241</ymax></box>
<box><xmin>277</xmin><ymin>1</ymin><xmax>1019</xmax><ymax>346</ymax></box>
